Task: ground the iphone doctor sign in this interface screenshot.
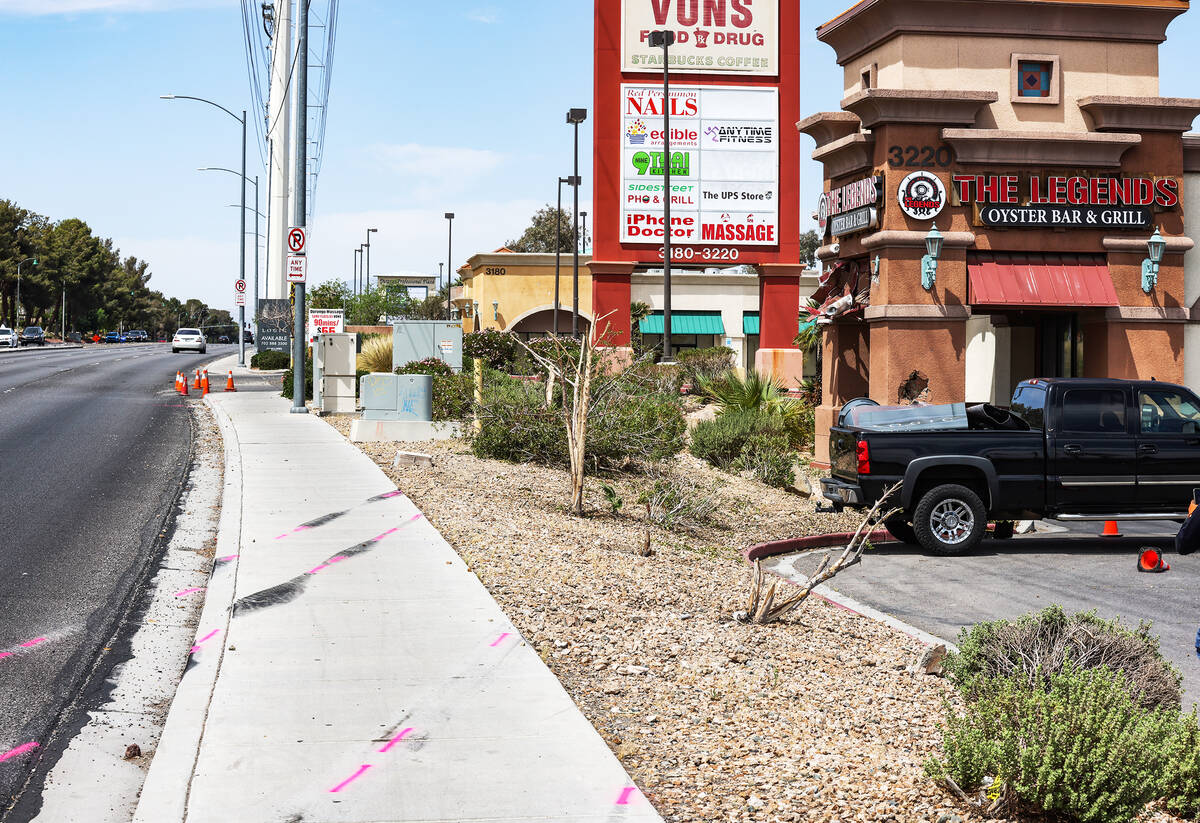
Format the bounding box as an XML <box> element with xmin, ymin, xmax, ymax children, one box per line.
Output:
<box><xmin>621</xmin><ymin>0</ymin><xmax>779</xmax><ymax>76</ymax></box>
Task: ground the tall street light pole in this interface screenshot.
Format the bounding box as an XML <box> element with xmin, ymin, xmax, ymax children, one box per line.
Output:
<box><xmin>581</xmin><ymin>211</ymin><xmax>588</xmax><ymax>254</ymax></box>
<box><xmin>365</xmin><ymin>228</ymin><xmax>378</xmax><ymax>295</ymax></box>
<box><xmin>555</xmin><ymin>177</ymin><xmax>566</xmax><ymax>336</ymax></box>
<box><xmin>354</xmin><ymin>248</ymin><xmax>361</xmax><ymax>295</ymax></box>
<box><xmin>204</xmin><ymin>167</ymin><xmax>262</xmax><ymax>349</ymax></box>
<box><xmin>566</xmin><ymin>108</ymin><xmax>587</xmax><ymax>338</ymax></box>
<box><xmin>15</xmin><ymin>257</ymin><xmax>36</xmax><ymax>328</ymax></box>
<box><xmin>647</xmin><ymin>33</ymin><xmax>675</xmax><ymax>363</ymax></box>
<box><xmin>162</xmin><ymin>94</ymin><xmax>248</xmax><ymax>366</ymax></box>
<box><xmin>290</xmin><ymin>0</ymin><xmax>309</xmax><ymax>414</ymax></box>
<box><xmin>444</xmin><ymin>213</ymin><xmax>455</xmax><ymax>321</ymax></box>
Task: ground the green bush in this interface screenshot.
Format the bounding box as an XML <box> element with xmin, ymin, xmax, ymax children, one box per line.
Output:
<box><xmin>928</xmin><ymin>663</ymin><xmax>1198</xmax><ymax>823</ymax></box>
<box><xmin>281</xmin><ymin>360</ymin><xmax>313</xmax><ymax>401</ymax></box>
<box><xmin>690</xmin><ymin>409</ymin><xmax>785</xmax><ymax>470</ymax></box>
<box><xmin>589</xmin><ymin>389</ymin><xmax>686</xmax><ymax>465</ymax></box>
<box><xmin>945</xmin><ymin>605</ymin><xmax>1182</xmax><ymax>711</ymax></box>
<box><xmin>733</xmin><ymin>431</ymin><xmax>796</xmax><ymax>488</ymax></box>
<box><xmin>464</xmin><ymin>329</ymin><xmax>519</xmax><ymax>371</ymax></box>
<box><xmin>251</xmin><ymin>350</ymin><xmax>290</xmax><ymax>370</ymax></box>
<box><xmin>396</xmin><ymin>357</ymin><xmax>453</xmax><ymax>376</ymax></box>
<box><xmin>676</xmin><ymin>346</ymin><xmax>734</xmax><ymax>387</ymax></box>
<box><xmin>432</xmin><ymin>372</ymin><xmax>473</xmax><ymax>421</ymax></box>
<box><xmin>471</xmin><ymin>378</ymin><xmax>564</xmax><ymax>464</ymax></box>
<box><xmin>699</xmin><ymin>370</ymin><xmax>811</xmax><ymax>448</ymax></box>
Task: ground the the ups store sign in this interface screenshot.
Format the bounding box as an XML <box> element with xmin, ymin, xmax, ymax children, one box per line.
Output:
<box><xmin>951</xmin><ymin>172</ymin><xmax>1180</xmax><ymax>229</ymax></box>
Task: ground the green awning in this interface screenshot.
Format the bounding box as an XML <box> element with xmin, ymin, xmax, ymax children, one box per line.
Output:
<box><xmin>743</xmin><ymin>312</ymin><xmax>760</xmax><ymax>335</ymax></box>
<box><xmin>639</xmin><ymin>311</ymin><xmax>725</xmax><ymax>335</ymax></box>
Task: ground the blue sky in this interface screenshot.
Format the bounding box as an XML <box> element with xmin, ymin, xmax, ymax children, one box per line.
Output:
<box><xmin>1</xmin><ymin>0</ymin><xmax>1198</xmax><ymax>312</ymax></box>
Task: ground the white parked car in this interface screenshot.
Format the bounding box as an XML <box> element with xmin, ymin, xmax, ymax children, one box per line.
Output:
<box><xmin>172</xmin><ymin>328</ymin><xmax>207</xmax><ymax>354</ymax></box>
<box><xmin>0</xmin><ymin>327</ymin><xmax>18</xmax><ymax>348</ymax></box>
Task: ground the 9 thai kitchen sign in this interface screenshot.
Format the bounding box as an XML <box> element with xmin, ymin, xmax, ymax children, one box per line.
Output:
<box><xmin>622</xmin><ymin>0</ymin><xmax>778</xmax><ymax>76</ymax></box>
<box><xmin>621</xmin><ymin>84</ymin><xmax>779</xmax><ymax>247</ymax></box>
<box><xmin>953</xmin><ymin>174</ymin><xmax>1179</xmax><ymax>229</ymax></box>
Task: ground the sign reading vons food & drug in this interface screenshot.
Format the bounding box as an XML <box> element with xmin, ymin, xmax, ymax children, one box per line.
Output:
<box><xmin>621</xmin><ymin>0</ymin><xmax>778</xmax><ymax>76</ymax></box>
<box><xmin>954</xmin><ymin>174</ymin><xmax>1179</xmax><ymax>229</ymax></box>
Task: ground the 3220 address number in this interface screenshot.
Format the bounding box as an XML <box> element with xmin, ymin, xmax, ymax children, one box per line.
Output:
<box><xmin>657</xmin><ymin>247</ymin><xmax>741</xmax><ymax>261</ymax></box>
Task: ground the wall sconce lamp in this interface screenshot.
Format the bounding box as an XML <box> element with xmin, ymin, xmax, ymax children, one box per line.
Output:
<box><xmin>492</xmin><ymin>300</ymin><xmax>499</xmax><ymax>321</ymax></box>
<box><xmin>472</xmin><ymin>301</ymin><xmax>479</xmax><ymax>319</ymax></box>
<box><xmin>921</xmin><ymin>226</ymin><xmax>943</xmax><ymax>290</ymax></box>
<box><xmin>1142</xmin><ymin>227</ymin><xmax>1166</xmax><ymax>294</ymax></box>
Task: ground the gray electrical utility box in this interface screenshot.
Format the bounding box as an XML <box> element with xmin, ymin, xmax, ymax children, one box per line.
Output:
<box><xmin>314</xmin><ymin>333</ymin><xmax>358</xmax><ymax>414</ymax></box>
<box><xmin>391</xmin><ymin>321</ymin><xmax>463</xmax><ymax>372</ymax></box>
<box><xmin>360</xmin><ymin>373</ymin><xmax>433</xmax><ymax>422</ymax></box>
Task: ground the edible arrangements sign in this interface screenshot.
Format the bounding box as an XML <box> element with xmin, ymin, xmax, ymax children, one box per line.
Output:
<box><xmin>622</xmin><ymin>0</ymin><xmax>778</xmax><ymax>76</ymax></box>
<box><xmin>953</xmin><ymin>174</ymin><xmax>1179</xmax><ymax>229</ymax></box>
<box><xmin>620</xmin><ymin>83</ymin><xmax>779</xmax><ymax>248</ymax></box>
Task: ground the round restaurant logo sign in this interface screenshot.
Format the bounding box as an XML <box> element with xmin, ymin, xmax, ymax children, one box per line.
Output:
<box><xmin>897</xmin><ymin>171</ymin><xmax>946</xmax><ymax>220</ymax></box>
<box><xmin>817</xmin><ymin>193</ymin><xmax>829</xmax><ymax>234</ymax></box>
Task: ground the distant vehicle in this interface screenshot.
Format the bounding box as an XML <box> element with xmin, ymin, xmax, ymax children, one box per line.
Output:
<box><xmin>172</xmin><ymin>328</ymin><xmax>206</xmax><ymax>354</ymax></box>
<box><xmin>104</xmin><ymin>331</ymin><xmax>122</xmax><ymax>344</ymax></box>
<box><xmin>217</xmin><ymin>335</ymin><xmax>231</xmax><ymax>344</ymax></box>
<box><xmin>20</xmin><ymin>326</ymin><xmax>45</xmax><ymax>346</ymax></box>
<box><xmin>0</xmin><ymin>327</ymin><xmax>18</xmax><ymax>348</ymax></box>
<box><xmin>126</xmin><ymin>330</ymin><xmax>148</xmax><ymax>343</ymax></box>
<box><xmin>244</xmin><ymin>329</ymin><xmax>254</xmax><ymax>344</ymax></box>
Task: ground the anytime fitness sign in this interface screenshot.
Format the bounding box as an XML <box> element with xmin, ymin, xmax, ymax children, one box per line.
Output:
<box><xmin>620</xmin><ymin>83</ymin><xmax>779</xmax><ymax>246</ymax></box>
<box><xmin>622</xmin><ymin>0</ymin><xmax>778</xmax><ymax>76</ymax></box>
<box><xmin>954</xmin><ymin>174</ymin><xmax>1179</xmax><ymax>228</ymax></box>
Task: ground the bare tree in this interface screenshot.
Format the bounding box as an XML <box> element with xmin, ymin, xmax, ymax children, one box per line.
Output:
<box><xmin>737</xmin><ymin>481</ymin><xmax>902</xmax><ymax>624</ymax></box>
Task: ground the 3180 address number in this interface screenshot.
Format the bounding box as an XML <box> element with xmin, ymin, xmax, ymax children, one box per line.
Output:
<box><xmin>657</xmin><ymin>247</ymin><xmax>741</xmax><ymax>262</ymax></box>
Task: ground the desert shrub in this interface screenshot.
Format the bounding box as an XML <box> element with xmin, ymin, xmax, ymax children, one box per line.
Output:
<box><xmin>472</xmin><ymin>378</ymin><xmax>684</xmax><ymax>469</ymax></box>
<box><xmin>281</xmin><ymin>358</ymin><xmax>313</xmax><ymax>401</ymax></box>
<box><xmin>357</xmin><ymin>335</ymin><xmax>393</xmax><ymax>373</ymax></box>
<box><xmin>699</xmin><ymin>370</ymin><xmax>809</xmax><ymax>448</ymax></box>
<box><xmin>513</xmin><ymin>335</ymin><xmax>583</xmax><ymax>375</ymax></box>
<box><xmin>637</xmin><ymin>471</ymin><xmax>720</xmax><ymax>532</ymax></box>
<box><xmin>396</xmin><ymin>357</ymin><xmax>453</xmax><ymax>376</ymax></box>
<box><xmin>945</xmin><ymin>605</ymin><xmax>1182</xmax><ymax>711</ymax></box>
<box><xmin>690</xmin><ymin>409</ymin><xmax>784</xmax><ymax>470</ymax></box>
<box><xmin>463</xmin><ymin>329</ymin><xmax>519</xmax><ymax>372</ymax></box>
<box><xmin>733</xmin><ymin>431</ymin><xmax>795</xmax><ymax>488</ymax></box>
<box><xmin>432</xmin><ymin>373</ymin><xmax>473</xmax><ymax>421</ymax></box>
<box><xmin>928</xmin><ymin>663</ymin><xmax>1196</xmax><ymax>823</ymax></box>
<box><xmin>676</xmin><ymin>346</ymin><xmax>734</xmax><ymax>387</ymax></box>
<box><xmin>1162</xmin><ymin>711</ymin><xmax>1200</xmax><ymax>818</ymax></box>
<box><xmin>251</xmin><ymin>350</ymin><xmax>290</xmax><ymax>370</ymax></box>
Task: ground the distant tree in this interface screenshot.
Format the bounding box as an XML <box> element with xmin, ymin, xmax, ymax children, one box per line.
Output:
<box><xmin>505</xmin><ymin>205</ymin><xmax>578</xmax><ymax>253</ymax></box>
<box><xmin>799</xmin><ymin>230</ymin><xmax>821</xmax><ymax>267</ymax></box>
<box><xmin>308</xmin><ymin>279</ymin><xmax>352</xmax><ymax>311</ymax></box>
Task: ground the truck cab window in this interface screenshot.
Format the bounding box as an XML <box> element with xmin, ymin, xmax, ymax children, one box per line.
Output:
<box><xmin>1010</xmin><ymin>385</ymin><xmax>1046</xmax><ymax>429</ymax></box>
<box><xmin>1062</xmin><ymin>389</ymin><xmax>1126</xmax><ymax>433</ymax></box>
<box><xmin>1140</xmin><ymin>389</ymin><xmax>1200</xmax><ymax>434</ymax></box>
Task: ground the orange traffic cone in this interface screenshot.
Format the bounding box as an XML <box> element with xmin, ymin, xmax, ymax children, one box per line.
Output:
<box><xmin>1137</xmin><ymin>548</ymin><xmax>1170</xmax><ymax>573</ymax></box>
<box><xmin>201</xmin><ymin>370</ymin><xmax>210</xmax><ymax>395</ymax></box>
<box><xmin>174</xmin><ymin>372</ymin><xmax>181</xmax><ymax>394</ymax></box>
<box><xmin>1101</xmin><ymin>520</ymin><xmax>1121</xmax><ymax>537</ymax></box>
<box><xmin>179</xmin><ymin>371</ymin><xmax>189</xmax><ymax>396</ymax></box>
<box><xmin>192</xmin><ymin>369</ymin><xmax>202</xmax><ymax>390</ymax></box>
<box><xmin>224</xmin><ymin>370</ymin><xmax>236</xmax><ymax>392</ymax></box>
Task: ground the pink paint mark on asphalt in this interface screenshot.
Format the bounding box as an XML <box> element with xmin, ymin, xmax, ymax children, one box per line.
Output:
<box><xmin>174</xmin><ymin>587</ymin><xmax>204</xmax><ymax>598</ymax></box>
<box><xmin>0</xmin><ymin>653</ymin><xmax>12</xmax><ymax>661</ymax></box>
<box><xmin>377</xmin><ymin>727</ymin><xmax>413</xmax><ymax>754</ymax></box>
<box><xmin>190</xmin><ymin>629</ymin><xmax>220</xmax><ymax>653</ymax></box>
<box><xmin>307</xmin><ymin>565</ymin><xmax>328</xmax><ymax>575</ymax></box>
<box><xmin>489</xmin><ymin>632</ymin><xmax>511</xmax><ymax>647</ymax></box>
<box><xmin>329</xmin><ymin>764</ymin><xmax>372</xmax><ymax>793</ymax></box>
<box><xmin>0</xmin><ymin>742</ymin><xmax>38</xmax><ymax>764</ymax></box>
<box><xmin>18</xmin><ymin>638</ymin><xmax>46</xmax><ymax>648</ymax></box>
<box><xmin>615</xmin><ymin>786</ymin><xmax>639</xmax><ymax>805</ymax></box>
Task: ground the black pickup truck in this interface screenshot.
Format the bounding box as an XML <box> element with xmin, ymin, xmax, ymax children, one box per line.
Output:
<box><xmin>821</xmin><ymin>378</ymin><xmax>1200</xmax><ymax>555</ymax></box>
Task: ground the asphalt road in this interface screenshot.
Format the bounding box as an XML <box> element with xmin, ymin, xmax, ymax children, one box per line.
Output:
<box><xmin>768</xmin><ymin>521</ymin><xmax>1200</xmax><ymax>707</ymax></box>
<box><xmin>0</xmin><ymin>343</ymin><xmax>234</xmax><ymax>815</ymax></box>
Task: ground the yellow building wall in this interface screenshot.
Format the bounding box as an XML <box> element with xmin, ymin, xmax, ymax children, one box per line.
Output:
<box><xmin>460</xmin><ymin>254</ymin><xmax>594</xmax><ymax>333</ymax></box>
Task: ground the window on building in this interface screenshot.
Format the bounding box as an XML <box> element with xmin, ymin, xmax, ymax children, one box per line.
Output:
<box><xmin>1018</xmin><ymin>61</ymin><xmax>1052</xmax><ymax>97</ymax></box>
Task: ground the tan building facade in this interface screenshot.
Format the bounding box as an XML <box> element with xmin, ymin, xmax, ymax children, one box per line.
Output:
<box><xmin>803</xmin><ymin>0</ymin><xmax>1199</xmax><ymax>466</ymax></box>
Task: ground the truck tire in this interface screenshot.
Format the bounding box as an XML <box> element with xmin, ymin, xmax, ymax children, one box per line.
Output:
<box><xmin>912</xmin><ymin>484</ymin><xmax>987</xmax><ymax>556</ymax></box>
<box><xmin>883</xmin><ymin>514</ymin><xmax>918</xmax><ymax>545</ymax></box>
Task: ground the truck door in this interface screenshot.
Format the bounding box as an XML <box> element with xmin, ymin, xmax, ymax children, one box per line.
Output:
<box><xmin>1135</xmin><ymin>386</ymin><xmax>1200</xmax><ymax>511</ymax></box>
<box><xmin>1050</xmin><ymin>386</ymin><xmax>1137</xmax><ymax>512</ymax></box>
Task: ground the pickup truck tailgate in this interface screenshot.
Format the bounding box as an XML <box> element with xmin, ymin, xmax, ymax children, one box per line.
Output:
<box><xmin>828</xmin><ymin>426</ymin><xmax>859</xmax><ymax>481</ymax></box>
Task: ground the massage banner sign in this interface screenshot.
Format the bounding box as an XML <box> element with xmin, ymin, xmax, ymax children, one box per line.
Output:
<box><xmin>621</xmin><ymin>84</ymin><xmax>778</xmax><ymax>246</ymax></box>
<box><xmin>954</xmin><ymin>174</ymin><xmax>1179</xmax><ymax>229</ymax></box>
<box><xmin>622</xmin><ymin>0</ymin><xmax>778</xmax><ymax>76</ymax></box>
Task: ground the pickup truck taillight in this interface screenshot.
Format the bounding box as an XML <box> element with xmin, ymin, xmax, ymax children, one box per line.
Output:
<box><xmin>856</xmin><ymin>438</ymin><xmax>871</xmax><ymax>475</ymax></box>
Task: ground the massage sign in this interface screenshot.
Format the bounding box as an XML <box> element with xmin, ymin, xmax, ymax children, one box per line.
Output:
<box><xmin>953</xmin><ymin>174</ymin><xmax>1179</xmax><ymax>228</ymax></box>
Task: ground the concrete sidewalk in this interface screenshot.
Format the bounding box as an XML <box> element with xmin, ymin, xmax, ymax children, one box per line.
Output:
<box><xmin>135</xmin><ymin>357</ymin><xmax>661</xmax><ymax>822</ymax></box>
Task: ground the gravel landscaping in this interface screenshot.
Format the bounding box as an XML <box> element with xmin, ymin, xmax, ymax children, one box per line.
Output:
<box><xmin>320</xmin><ymin>416</ymin><xmax>1186</xmax><ymax>823</ymax></box>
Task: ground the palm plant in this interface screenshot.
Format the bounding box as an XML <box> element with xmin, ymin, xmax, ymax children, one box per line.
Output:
<box><xmin>698</xmin><ymin>370</ymin><xmax>808</xmax><ymax>447</ymax></box>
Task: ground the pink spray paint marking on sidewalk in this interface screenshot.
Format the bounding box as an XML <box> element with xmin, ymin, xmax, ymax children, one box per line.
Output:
<box><xmin>190</xmin><ymin>629</ymin><xmax>220</xmax><ymax>653</ymax></box>
<box><xmin>0</xmin><ymin>742</ymin><xmax>38</xmax><ymax>764</ymax></box>
<box><xmin>174</xmin><ymin>587</ymin><xmax>204</xmax><ymax>598</ymax></box>
<box><xmin>329</xmin><ymin>764</ymin><xmax>372</xmax><ymax>793</ymax></box>
<box><xmin>217</xmin><ymin>554</ymin><xmax>239</xmax><ymax>562</ymax></box>
<box><xmin>377</xmin><ymin>727</ymin><xmax>413</xmax><ymax>754</ymax></box>
<box><xmin>615</xmin><ymin>786</ymin><xmax>640</xmax><ymax>805</ymax></box>
<box><xmin>0</xmin><ymin>653</ymin><xmax>12</xmax><ymax>661</ymax></box>
<box><xmin>489</xmin><ymin>632</ymin><xmax>511</xmax><ymax>647</ymax></box>
<box><xmin>19</xmin><ymin>638</ymin><xmax>46</xmax><ymax>648</ymax></box>
<box><xmin>274</xmin><ymin>524</ymin><xmax>312</xmax><ymax>540</ymax></box>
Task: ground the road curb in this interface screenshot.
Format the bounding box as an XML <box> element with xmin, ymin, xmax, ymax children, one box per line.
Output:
<box><xmin>811</xmin><ymin>584</ymin><xmax>959</xmax><ymax>652</ymax></box>
<box><xmin>133</xmin><ymin>394</ymin><xmax>244</xmax><ymax>822</ymax></box>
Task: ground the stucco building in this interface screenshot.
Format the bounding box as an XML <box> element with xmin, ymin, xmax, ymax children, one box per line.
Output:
<box><xmin>801</xmin><ymin>0</ymin><xmax>1199</xmax><ymax>465</ymax></box>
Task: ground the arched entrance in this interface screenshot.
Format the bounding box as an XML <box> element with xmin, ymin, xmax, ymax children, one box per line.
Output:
<box><xmin>507</xmin><ymin>307</ymin><xmax>591</xmax><ymax>340</ymax></box>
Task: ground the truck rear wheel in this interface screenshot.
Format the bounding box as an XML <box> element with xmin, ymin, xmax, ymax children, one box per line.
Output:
<box><xmin>883</xmin><ymin>514</ymin><xmax>918</xmax><ymax>545</ymax></box>
<box><xmin>913</xmin><ymin>484</ymin><xmax>986</xmax><ymax>556</ymax></box>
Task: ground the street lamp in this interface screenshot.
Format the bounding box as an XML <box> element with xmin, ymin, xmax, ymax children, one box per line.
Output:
<box><xmin>202</xmin><ymin>167</ymin><xmax>260</xmax><ymax>348</ymax></box>
<box><xmin>921</xmin><ymin>225</ymin><xmax>944</xmax><ymax>290</ymax></box>
<box><xmin>365</xmin><ymin>228</ymin><xmax>378</xmax><ymax>295</ymax></box>
<box><xmin>555</xmin><ymin>176</ymin><xmax>581</xmax><ymax>336</ymax></box>
<box><xmin>444</xmin><ymin>213</ymin><xmax>455</xmax><ymax>321</ymax></box>
<box><xmin>580</xmin><ymin>211</ymin><xmax>588</xmax><ymax>254</ymax></box>
<box><xmin>566</xmin><ymin>108</ymin><xmax>587</xmax><ymax>338</ymax></box>
<box><xmin>647</xmin><ymin>32</ymin><xmax>675</xmax><ymax>361</ymax></box>
<box><xmin>354</xmin><ymin>247</ymin><xmax>361</xmax><ymax>295</ymax></box>
<box><xmin>163</xmin><ymin>93</ymin><xmax>248</xmax><ymax>366</ymax></box>
<box><xmin>15</xmin><ymin>257</ymin><xmax>36</xmax><ymax>327</ymax></box>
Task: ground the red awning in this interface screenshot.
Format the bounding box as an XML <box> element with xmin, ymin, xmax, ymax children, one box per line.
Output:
<box><xmin>967</xmin><ymin>252</ymin><xmax>1119</xmax><ymax>307</ymax></box>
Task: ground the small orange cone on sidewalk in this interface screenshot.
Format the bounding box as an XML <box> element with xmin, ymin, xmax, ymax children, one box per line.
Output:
<box><xmin>224</xmin><ymin>370</ymin><xmax>237</xmax><ymax>392</ymax></box>
<box><xmin>201</xmin><ymin>370</ymin><xmax>210</xmax><ymax>395</ymax></box>
<box><xmin>193</xmin><ymin>369</ymin><xmax>202</xmax><ymax>390</ymax></box>
<box><xmin>1101</xmin><ymin>520</ymin><xmax>1122</xmax><ymax>537</ymax></box>
<box><xmin>174</xmin><ymin>372</ymin><xmax>181</xmax><ymax>393</ymax></box>
<box><xmin>1137</xmin><ymin>548</ymin><xmax>1170</xmax><ymax>573</ymax></box>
